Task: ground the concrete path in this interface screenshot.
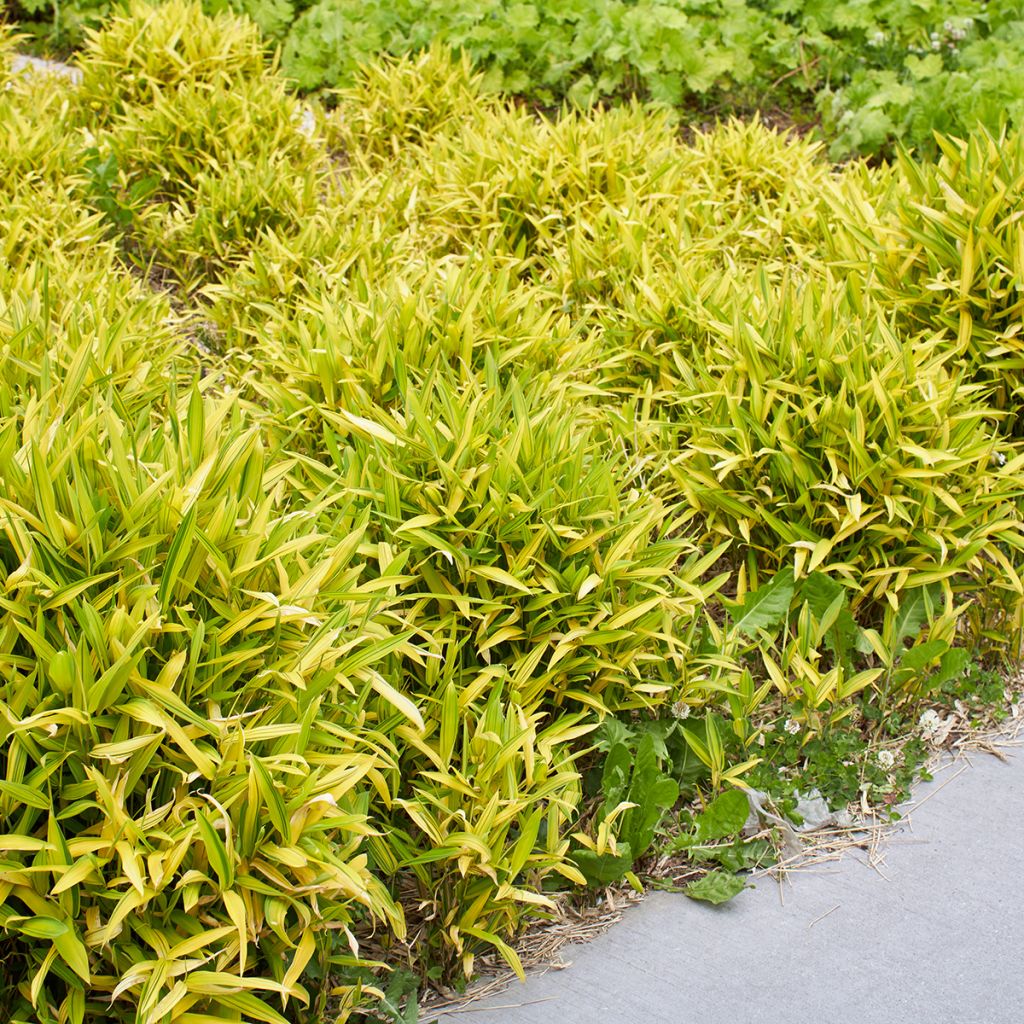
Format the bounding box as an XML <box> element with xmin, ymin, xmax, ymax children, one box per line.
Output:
<box><xmin>9</xmin><ymin>53</ymin><xmax>81</xmax><ymax>84</ymax></box>
<box><xmin>435</xmin><ymin>746</ymin><xmax>1023</xmax><ymax>1024</ymax></box>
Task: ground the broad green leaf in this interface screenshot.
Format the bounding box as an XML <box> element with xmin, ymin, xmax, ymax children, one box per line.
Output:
<box><xmin>888</xmin><ymin>586</ymin><xmax>938</xmax><ymax>649</ymax></box>
<box><xmin>16</xmin><ymin>917</ymin><xmax>68</xmax><ymax>939</ymax></box>
<box><xmin>367</xmin><ymin>671</ymin><xmax>425</xmax><ymax>732</ymax></box>
<box><xmin>685</xmin><ymin>870</ymin><xmax>746</xmax><ymax>905</ymax></box>
<box><xmin>694</xmin><ymin>789</ymin><xmax>750</xmax><ymax>843</ymax></box>
<box><xmin>251</xmin><ymin>758</ymin><xmax>291</xmax><ymax>841</ymax></box>
<box><xmin>928</xmin><ymin>647</ymin><xmax>971</xmax><ymax>690</ymax></box>
<box><xmin>0</xmin><ymin>780</ymin><xmax>51</xmax><ymax>810</ymax></box>
<box><xmin>196</xmin><ymin>812</ymin><xmax>234</xmax><ymax>890</ymax></box>
<box><xmin>730</xmin><ymin>568</ymin><xmax>795</xmax><ymax>636</ymax></box>
<box><xmin>53</xmin><ymin>925</ymin><xmax>91</xmax><ymax>982</ymax></box>
<box><xmin>898</xmin><ymin>639</ymin><xmax>949</xmax><ymax>673</ymax></box>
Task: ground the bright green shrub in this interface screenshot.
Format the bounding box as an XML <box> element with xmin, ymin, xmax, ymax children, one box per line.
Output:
<box><xmin>247</xmin><ymin>354</ymin><xmax>725</xmax><ymax>972</ymax></box>
<box><xmin>0</xmin><ymin>76</ymin><xmax>84</xmax><ymax>184</ymax></box>
<box><xmin>0</xmin><ymin>69</ymin><xmax>103</xmax><ymax>272</ymax></box>
<box><xmin>683</xmin><ymin>563</ymin><xmax>980</xmax><ymax>771</ymax></box>
<box><xmin>0</xmin><ymin>313</ymin><xmax>416</xmax><ymax>1022</ymax></box>
<box><xmin>407</xmin><ymin>102</ymin><xmax>686</xmax><ymax>266</ymax></box>
<box><xmin>328</xmin><ymin>45</ymin><xmax>492</xmax><ymax>167</ymax></box>
<box><xmin>201</xmin><ymin>173</ymin><xmax>422</xmax><ymax>340</ymax></box>
<box><xmin>251</xmin><ymin>356</ymin><xmax>717</xmax><ymax>715</ymax></box>
<box><xmin>380</xmin><ymin>691</ymin><xmax>591</xmax><ymax>980</ymax></box>
<box><xmin>659</xmin><ymin>271</ymin><xmax>1024</xmax><ymax>621</ymax></box>
<box><xmin>833</xmin><ymin>129</ymin><xmax>1024</xmax><ymax>419</ymax></box>
<box><xmin>105</xmin><ymin>75</ymin><xmax>317</xmax><ymax>201</ymax></box>
<box><xmin>69</xmin><ymin>2</ymin><xmax>324</xmax><ymax>289</ymax></box>
<box><xmin>356</xmin><ymin>101</ymin><xmax>843</xmax><ymax>318</ymax></box>
<box><xmin>0</xmin><ymin>273</ymin><xmax>187</xmax><ymax>416</ymax></box>
<box><xmin>0</xmin><ymin>182</ymin><xmax>106</xmax><ymax>277</ymax></box>
<box><xmin>578</xmin><ymin>119</ymin><xmax>852</xmax><ymax>405</ymax></box>
<box><xmin>548</xmin><ymin>119</ymin><xmax>843</xmax><ymax>342</ymax></box>
<box><xmin>0</xmin><ymin>82</ymin><xmax>179</xmax><ymax>324</ymax></box>
<box><xmin>75</xmin><ymin>0</ymin><xmax>270</xmax><ymax>120</ymax></box>
<box><xmin>224</xmin><ymin>257</ymin><xmax>587</xmax><ymax>392</ymax></box>
<box><xmin>215</xmin><ymin>97</ymin><xmax>697</xmax><ymax>337</ymax></box>
<box><xmin>0</xmin><ymin>94</ymin><xmax>145</xmax><ymax>325</ymax></box>
<box><xmin>109</xmin><ymin>77</ymin><xmax>323</xmax><ymax>287</ymax></box>
<box><xmin>0</xmin><ymin>22</ymin><xmax>21</xmax><ymax>86</ymax></box>
<box><xmin>678</xmin><ymin>118</ymin><xmax>834</xmax><ymax>258</ymax></box>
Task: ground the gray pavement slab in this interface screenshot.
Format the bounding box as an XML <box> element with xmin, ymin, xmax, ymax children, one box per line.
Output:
<box><xmin>434</xmin><ymin>747</ymin><xmax>1024</xmax><ymax>1024</ymax></box>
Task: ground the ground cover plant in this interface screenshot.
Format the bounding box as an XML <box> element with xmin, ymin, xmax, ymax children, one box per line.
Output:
<box><xmin>2</xmin><ymin>4</ymin><xmax>1024</xmax><ymax>1022</ymax></box>
<box><xmin>7</xmin><ymin>0</ymin><xmax>1024</xmax><ymax>157</ymax></box>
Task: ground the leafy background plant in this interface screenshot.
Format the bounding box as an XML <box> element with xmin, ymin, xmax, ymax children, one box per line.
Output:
<box><xmin>8</xmin><ymin>0</ymin><xmax>1024</xmax><ymax>156</ymax></box>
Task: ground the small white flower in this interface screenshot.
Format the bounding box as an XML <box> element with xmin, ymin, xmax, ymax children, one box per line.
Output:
<box><xmin>919</xmin><ymin>709</ymin><xmax>942</xmax><ymax>737</ymax></box>
<box><xmin>932</xmin><ymin>38</ymin><xmax>943</xmax><ymax>50</ymax></box>
<box><xmin>297</xmin><ymin>107</ymin><xmax>316</xmax><ymax>139</ymax></box>
<box><xmin>943</xmin><ymin>20</ymin><xmax>954</xmax><ymax>32</ymax></box>
<box><xmin>877</xmin><ymin>749</ymin><xmax>896</xmax><ymax>770</ymax></box>
<box><xmin>869</xmin><ymin>30</ymin><xmax>886</xmax><ymax>47</ymax></box>
<box><xmin>671</xmin><ymin>700</ymin><xmax>691</xmax><ymax>720</ymax></box>
<box><xmin>783</xmin><ymin>718</ymin><xmax>801</xmax><ymax>736</ymax></box>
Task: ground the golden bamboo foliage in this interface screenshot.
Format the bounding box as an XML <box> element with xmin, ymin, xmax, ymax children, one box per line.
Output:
<box><xmin>2</xmin><ymin>5</ymin><xmax>1024</xmax><ymax>1021</ymax></box>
